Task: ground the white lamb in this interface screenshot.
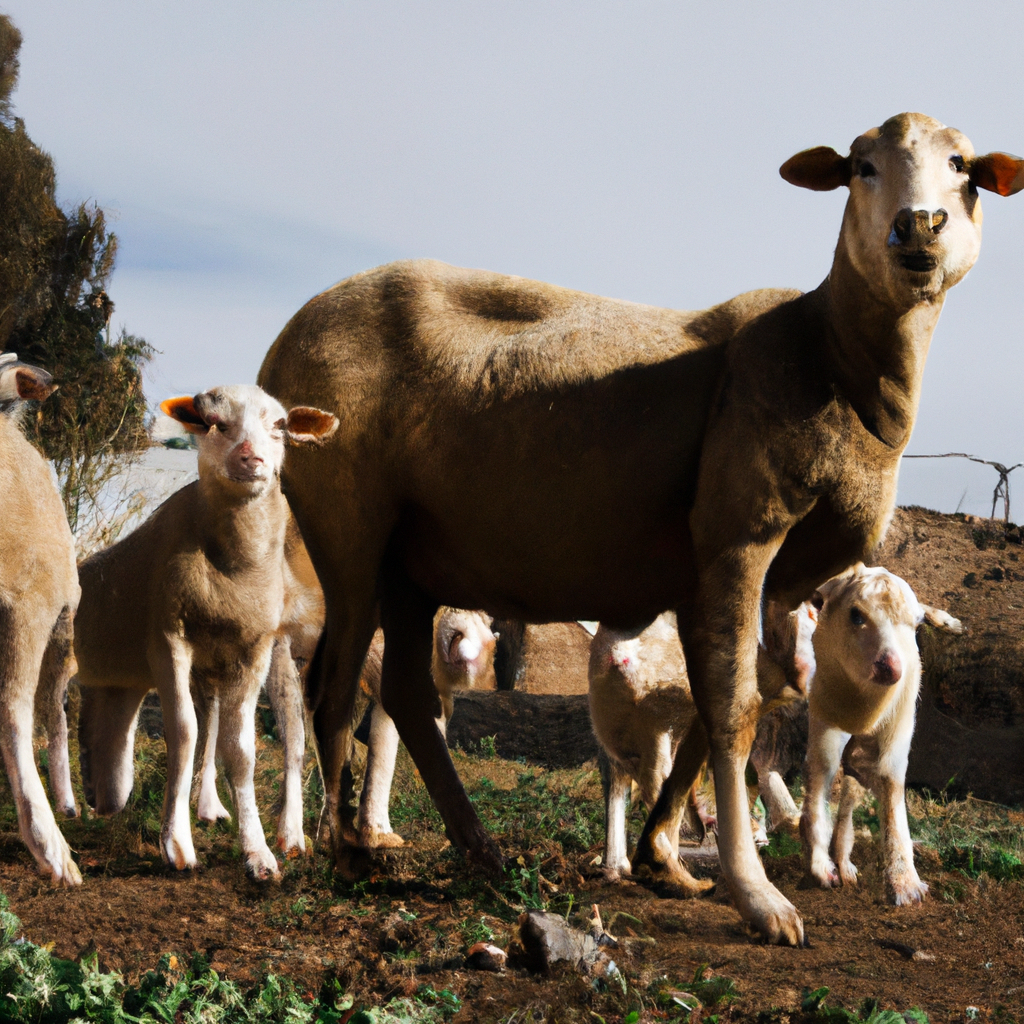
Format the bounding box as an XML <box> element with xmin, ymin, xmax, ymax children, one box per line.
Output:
<box><xmin>800</xmin><ymin>563</ymin><xmax>962</xmax><ymax>905</ymax></box>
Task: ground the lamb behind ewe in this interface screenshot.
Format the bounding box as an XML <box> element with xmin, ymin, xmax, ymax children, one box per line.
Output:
<box><xmin>800</xmin><ymin>563</ymin><xmax>962</xmax><ymax>905</ymax></box>
<box><xmin>0</xmin><ymin>354</ymin><xmax>81</xmax><ymax>885</ymax></box>
<box><xmin>589</xmin><ymin>605</ymin><xmax>814</xmax><ymax>882</ymax></box>
<box><xmin>357</xmin><ymin>608</ymin><xmax>498</xmax><ymax>847</ymax></box>
<box><xmin>75</xmin><ymin>385</ymin><xmax>336</xmax><ymax>880</ymax></box>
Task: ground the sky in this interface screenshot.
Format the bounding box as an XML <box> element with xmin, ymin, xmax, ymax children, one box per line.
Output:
<box><xmin>5</xmin><ymin>1</ymin><xmax>1024</xmax><ymax>516</ymax></box>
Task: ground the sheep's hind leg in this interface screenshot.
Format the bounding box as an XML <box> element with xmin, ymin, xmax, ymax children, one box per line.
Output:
<box><xmin>378</xmin><ymin>565</ymin><xmax>501</xmax><ymax>874</ymax></box>
<box><xmin>264</xmin><ymin>637</ymin><xmax>307</xmax><ymax>855</ymax></box>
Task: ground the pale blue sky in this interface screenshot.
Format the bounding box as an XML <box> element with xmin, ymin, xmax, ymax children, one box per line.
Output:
<box><xmin>6</xmin><ymin>1</ymin><xmax>1024</xmax><ymax>515</ymax></box>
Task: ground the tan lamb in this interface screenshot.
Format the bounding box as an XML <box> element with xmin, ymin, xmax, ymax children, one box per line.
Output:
<box><xmin>75</xmin><ymin>385</ymin><xmax>336</xmax><ymax>880</ymax></box>
<box><xmin>800</xmin><ymin>563</ymin><xmax>962</xmax><ymax>905</ymax></box>
<box><xmin>589</xmin><ymin>604</ymin><xmax>814</xmax><ymax>880</ymax></box>
<box><xmin>0</xmin><ymin>354</ymin><xmax>81</xmax><ymax>885</ymax></box>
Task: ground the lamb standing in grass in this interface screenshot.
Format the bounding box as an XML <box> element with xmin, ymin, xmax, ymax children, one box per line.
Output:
<box><xmin>0</xmin><ymin>354</ymin><xmax>81</xmax><ymax>885</ymax></box>
<box><xmin>75</xmin><ymin>385</ymin><xmax>336</xmax><ymax>879</ymax></box>
<box><xmin>800</xmin><ymin>563</ymin><xmax>962</xmax><ymax>905</ymax></box>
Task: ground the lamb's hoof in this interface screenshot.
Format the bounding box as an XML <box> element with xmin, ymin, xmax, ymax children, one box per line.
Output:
<box><xmin>197</xmin><ymin>804</ymin><xmax>231</xmax><ymax>824</ymax></box>
<box><xmin>837</xmin><ymin>861</ymin><xmax>859</xmax><ymax>887</ymax></box>
<box><xmin>244</xmin><ymin>848</ymin><xmax>282</xmax><ymax>882</ymax></box>
<box><xmin>887</xmin><ymin>874</ymin><xmax>928</xmax><ymax>906</ymax></box>
<box><xmin>277</xmin><ymin>832</ymin><xmax>308</xmax><ymax>857</ymax></box>
<box><xmin>43</xmin><ymin>842</ymin><xmax>83</xmax><ymax>887</ymax></box>
<box><xmin>359</xmin><ymin>828</ymin><xmax>405</xmax><ymax>850</ymax></box>
<box><xmin>161</xmin><ymin>833</ymin><xmax>198</xmax><ymax>872</ymax></box>
<box><xmin>58</xmin><ymin>803</ymin><xmax>80</xmax><ymax>820</ymax></box>
<box><xmin>734</xmin><ymin>883</ymin><xmax>805</xmax><ymax>946</ymax></box>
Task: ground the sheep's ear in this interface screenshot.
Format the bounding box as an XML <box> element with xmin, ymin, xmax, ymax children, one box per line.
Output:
<box><xmin>971</xmin><ymin>152</ymin><xmax>1024</xmax><ymax>196</ymax></box>
<box><xmin>919</xmin><ymin>603</ymin><xmax>964</xmax><ymax>634</ymax></box>
<box><xmin>810</xmin><ymin>591</ymin><xmax>825</xmax><ymax>612</ymax></box>
<box><xmin>161</xmin><ymin>396</ymin><xmax>210</xmax><ymax>434</ymax></box>
<box><xmin>780</xmin><ymin>146</ymin><xmax>851</xmax><ymax>191</ymax></box>
<box><xmin>14</xmin><ymin>365</ymin><xmax>56</xmax><ymax>401</ymax></box>
<box><xmin>286</xmin><ymin>406</ymin><xmax>338</xmax><ymax>444</ymax></box>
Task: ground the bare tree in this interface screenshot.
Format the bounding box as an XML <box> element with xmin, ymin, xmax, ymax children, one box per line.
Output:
<box><xmin>903</xmin><ymin>452</ymin><xmax>1023</xmax><ymax>522</ymax></box>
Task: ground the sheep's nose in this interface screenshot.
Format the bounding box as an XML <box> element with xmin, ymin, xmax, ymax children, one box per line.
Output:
<box><xmin>236</xmin><ymin>441</ymin><xmax>263</xmax><ymax>464</ymax></box>
<box><xmin>890</xmin><ymin>207</ymin><xmax>948</xmax><ymax>245</ymax></box>
<box><xmin>871</xmin><ymin>652</ymin><xmax>903</xmax><ymax>685</ymax></box>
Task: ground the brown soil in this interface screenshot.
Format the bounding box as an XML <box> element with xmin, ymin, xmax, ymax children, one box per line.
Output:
<box><xmin>1</xmin><ymin>507</ymin><xmax>1022</xmax><ymax>1022</ymax></box>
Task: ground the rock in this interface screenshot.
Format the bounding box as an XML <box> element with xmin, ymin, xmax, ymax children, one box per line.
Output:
<box><xmin>465</xmin><ymin>942</ymin><xmax>507</xmax><ymax>971</ymax></box>
<box><xmin>516</xmin><ymin>910</ymin><xmax>602</xmax><ymax>974</ymax></box>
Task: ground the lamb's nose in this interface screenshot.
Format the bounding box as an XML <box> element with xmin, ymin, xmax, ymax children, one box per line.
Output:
<box><xmin>871</xmin><ymin>652</ymin><xmax>903</xmax><ymax>685</ymax></box>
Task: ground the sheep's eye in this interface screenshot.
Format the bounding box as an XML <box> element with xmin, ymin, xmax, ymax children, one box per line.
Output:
<box><xmin>949</xmin><ymin>154</ymin><xmax>965</xmax><ymax>173</ymax></box>
<box><xmin>858</xmin><ymin>161</ymin><xmax>877</xmax><ymax>178</ymax></box>
<box><xmin>849</xmin><ymin>607</ymin><xmax>865</xmax><ymax>626</ymax></box>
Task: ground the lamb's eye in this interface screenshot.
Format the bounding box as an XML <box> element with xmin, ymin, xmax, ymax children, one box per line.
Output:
<box><xmin>849</xmin><ymin>607</ymin><xmax>865</xmax><ymax>627</ymax></box>
<box><xmin>858</xmin><ymin>161</ymin><xmax>876</xmax><ymax>178</ymax></box>
<box><xmin>949</xmin><ymin>154</ymin><xmax>965</xmax><ymax>173</ymax></box>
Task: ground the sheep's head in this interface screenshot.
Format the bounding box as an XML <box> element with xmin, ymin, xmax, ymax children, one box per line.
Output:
<box><xmin>161</xmin><ymin>385</ymin><xmax>337</xmax><ymax>497</ymax></box>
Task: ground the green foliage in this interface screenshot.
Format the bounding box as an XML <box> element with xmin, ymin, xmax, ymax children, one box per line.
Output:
<box><xmin>764</xmin><ymin>829</ymin><xmax>801</xmax><ymax>858</ymax></box>
<box><xmin>0</xmin><ymin>895</ymin><xmax>364</xmax><ymax>1023</ymax></box>
<box><xmin>798</xmin><ymin>986</ymin><xmax>930</xmax><ymax>1023</ymax></box>
<box><xmin>0</xmin><ymin>12</ymin><xmax>153</xmax><ymax>544</ymax></box>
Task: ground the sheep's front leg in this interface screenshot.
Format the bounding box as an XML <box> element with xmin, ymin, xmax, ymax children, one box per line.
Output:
<box><xmin>152</xmin><ymin>634</ymin><xmax>199</xmax><ymax>870</ymax></box>
<box><xmin>0</xmin><ymin>617</ymin><xmax>81</xmax><ymax>886</ymax></box>
<box><xmin>264</xmin><ymin>637</ymin><xmax>307</xmax><ymax>854</ymax></box>
<box><xmin>678</xmin><ymin>540</ymin><xmax>803</xmax><ymax>945</ymax></box>
<box><xmin>219</xmin><ymin>641</ymin><xmax>280</xmax><ymax>881</ymax></box>
<box><xmin>357</xmin><ymin>701</ymin><xmax>404</xmax><ymax>848</ymax></box>
<box><xmin>800</xmin><ymin>717</ymin><xmax>849</xmax><ymax>888</ymax></box>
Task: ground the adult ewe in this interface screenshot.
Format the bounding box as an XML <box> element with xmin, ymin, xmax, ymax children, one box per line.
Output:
<box><xmin>259</xmin><ymin>114</ymin><xmax>1023</xmax><ymax>943</ymax></box>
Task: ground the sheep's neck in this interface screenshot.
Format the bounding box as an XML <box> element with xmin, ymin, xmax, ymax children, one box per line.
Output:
<box><xmin>817</xmin><ymin>240</ymin><xmax>944</xmax><ymax>451</ymax></box>
<box><xmin>196</xmin><ymin>476</ymin><xmax>287</xmax><ymax>571</ymax></box>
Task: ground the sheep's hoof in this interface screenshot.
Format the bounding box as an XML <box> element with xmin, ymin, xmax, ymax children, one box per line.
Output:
<box><xmin>887</xmin><ymin>873</ymin><xmax>928</xmax><ymax>906</ymax></box>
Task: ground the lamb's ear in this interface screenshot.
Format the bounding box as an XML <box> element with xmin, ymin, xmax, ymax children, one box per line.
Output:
<box><xmin>919</xmin><ymin>603</ymin><xmax>964</xmax><ymax>634</ymax></box>
<box><xmin>780</xmin><ymin>146</ymin><xmax>852</xmax><ymax>191</ymax></box>
<box><xmin>160</xmin><ymin>396</ymin><xmax>210</xmax><ymax>434</ymax></box>
<box><xmin>971</xmin><ymin>152</ymin><xmax>1024</xmax><ymax>196</ymax></box>
<box><xmin>285</xmin><ymin>406</ymin><xmax>338</xmax><ymax>444</ymax></box>
<box><xmin>14</xmin><ymin>365</ymin><xmax>56</xmax><ymax>402</ymax></box>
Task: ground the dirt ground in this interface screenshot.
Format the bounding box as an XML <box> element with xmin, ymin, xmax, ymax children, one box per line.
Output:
<box><xmin>1</xmin><ymin>507</ymin><xmax>1023</xmax><ymax>1022</ymax></box>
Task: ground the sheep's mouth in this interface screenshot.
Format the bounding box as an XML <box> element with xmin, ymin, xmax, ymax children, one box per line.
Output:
<box><xmin>897</xmin><ymin>252</ymin><xmax>937</xmax><ymax>273</ymax></box>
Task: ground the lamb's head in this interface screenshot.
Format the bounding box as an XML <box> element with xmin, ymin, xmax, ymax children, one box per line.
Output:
<box><xmin>0</xmin><ymin>353</ymin><xmax>57</xmax><ymax>416</ymax></box>
<box><xmin>781</xmin><ymin>113</ymin><xmax>1024</xmax><ymax>307</ymax></box>
<box><xmin>811</xmin><ymin>564</ymin><xmax>922</xmax><ymax>690</ymax></box>
<box><xmin>161</xmin><ymin>385</ymin><xmax>337</xmax><ymax>497</ymax></box>
<box><xmin>434</xmin><ymin>609</ymin><xmax>498</xmax><ymax>690</ymax></box>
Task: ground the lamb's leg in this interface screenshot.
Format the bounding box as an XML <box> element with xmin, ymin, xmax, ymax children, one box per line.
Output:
<box><xmin>152</xmin><ymin>635</ymin><xmax>199</xmax><ymax>870</ymax></box>
<box><xmin>78</xmin><ymin>684</ymin><xmax>146</xmax><ymax>815</ymax></box>
<box><xmin>357</xmin><ymin>701</ymin><xmax>404</xmax><ymax>848</ymax></box>
<box><xmin>832</xmin><ymin>774</ymin><xmax>863</xmax><ymax>886</ymax></box>
<box><xmin>800</xmin><ymin>717</ymin><xmax>849</xmax><ymax>888</ymax></box>
<box><xmin>760</xmin><ymin>769</ymin><xmax>800</xmax><ymax>835</ymax></box>
<box><xmin>194</xmin><ymin>691</ymin><xmax>231</xmax><ymax>823</ymax></box>
<box><xmin>264</xmin><ymin>637</ymin><xmax>306</xmax><ymax>854</ymax></box>
<box><xmin>378</xmin><ymin>566</ymin><xmax>501</xmax><ymax>873</ymax></box>
<box><xmin>601</xmin><ymin>755</ymin><xmax>633</xmax><ymax>879</ymax></box>
<box><xmin>876</xmin><ymin>756</ymin><xmax>927</xmax><ymax>905</ymax></box>
<box><xmin>0</xmin><ymin>615</ymin><xmax>80</xmax><ymax>885</ymax></box>
<box><xmin>36</xmin><ymin>607</ymin><xmax>77</xmax><ymax>818</ymax></box>
<box><xmin>218</xmin><ymin>650</ymin><xmax>280</xmax><ymax>881</ymax></box>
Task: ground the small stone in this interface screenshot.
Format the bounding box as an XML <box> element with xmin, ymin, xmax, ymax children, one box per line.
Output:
<box><xmin>466</xmin><ymin>942</ymin><xmax>507</xmax><ymax>972</ymax></box>
<box><xmin>516</xmin><ymin>910</ymin><xmax>601</xmax><ymax>974</ymax></box>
